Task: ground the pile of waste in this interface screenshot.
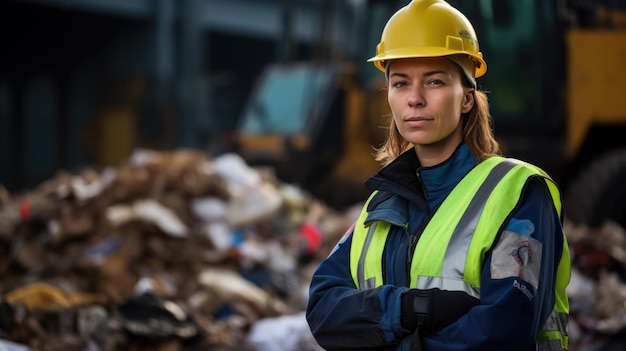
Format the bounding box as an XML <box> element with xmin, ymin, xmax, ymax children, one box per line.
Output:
<box><xmin>565</xmin><ymin>220</ymin><xmax>626</xmax><ymax>351</ymax></box>
<box><xmin>3</xmin><ymin>148</ymin><xmax>626</xmax><ymax>351</ymax></box>
<box><xmin>0</xmin><ymin>149</ymin><xmax>357</xmax><ymax>351</ymax></box>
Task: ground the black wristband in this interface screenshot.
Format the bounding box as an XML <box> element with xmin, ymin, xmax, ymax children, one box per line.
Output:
<box><xmin>412</xmin><ymin>290</ymin><xmax>429</xmax><ymax>327</ymax></box>
<box><xmin>401</xmin><ymin>290</ymin><xmax>431</xmax><ymax>330</ymax></box>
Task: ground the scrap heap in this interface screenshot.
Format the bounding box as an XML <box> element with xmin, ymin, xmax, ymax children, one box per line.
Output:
<box><xmin>0</xmin><ymin>149</ymin><xmax>354</xmax><ymax>351</ymax></box>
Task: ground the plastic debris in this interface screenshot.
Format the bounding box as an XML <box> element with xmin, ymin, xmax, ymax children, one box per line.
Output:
<box><xmin>0</xmin><ymin>148</ymin><xmax>353</xmax><ymax>350</ymax></box>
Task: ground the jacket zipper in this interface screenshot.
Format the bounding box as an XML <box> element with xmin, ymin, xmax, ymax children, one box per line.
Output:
<box><xmin>407</xmin><ymin>170</ymin><xmax>428</xmax><ymax>285</ymax></box>
<box><xmin>406</xmin><ymin>232</ymin><xmax>418</xmax><ymax>285</ymax></box>
<box><xmin>415</xmin><ymin>169</ymin><xmax>427</xmax><ymax>199</ymax></box>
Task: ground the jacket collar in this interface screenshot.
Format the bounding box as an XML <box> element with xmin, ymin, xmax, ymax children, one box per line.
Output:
<box><xmin>363</xmin><ymin>143</ymin><xmax>477</xmax><ymax>221</ymax></box>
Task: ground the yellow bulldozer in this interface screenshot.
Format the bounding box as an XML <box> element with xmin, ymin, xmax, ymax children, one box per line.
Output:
<box><xmin>234</xmin><ymin>0</ymin><xmax>626</xmax><ymax>229</ymax></box>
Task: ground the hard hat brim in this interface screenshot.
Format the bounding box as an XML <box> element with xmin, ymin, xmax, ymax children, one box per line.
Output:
<box><xmin>368</xmin><ymin>47</ymin><xmax>487</xmax><ymax>78</ymax></box>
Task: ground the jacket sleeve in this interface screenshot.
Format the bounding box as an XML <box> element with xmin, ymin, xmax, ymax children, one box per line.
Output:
<box><xmin>306</xmin><ymin>227</ymin><xmax>414</xmax><ymax>350</ymax></box>
<box><xmin>417</xmin><ymin>178</ymin><xmax>564</xmax><ymax>351</ymax></box>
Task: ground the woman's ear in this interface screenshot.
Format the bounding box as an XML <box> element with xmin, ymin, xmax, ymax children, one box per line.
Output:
<box><xmin>462</xmin><ymin>90</ymin><xmax>475</xmax><ymax>113</ymax></box>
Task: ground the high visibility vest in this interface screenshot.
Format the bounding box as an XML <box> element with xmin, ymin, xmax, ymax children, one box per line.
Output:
<box><xmin>350</xmin><ymin>156</ymin><xmax>570</xmax><ymax>350</ymax></box>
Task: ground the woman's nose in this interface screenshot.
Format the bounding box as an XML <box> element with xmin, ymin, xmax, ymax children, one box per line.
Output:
<box><xmin>408</xmin><ymin>85</ymin><xmax>425</xmax><ymax>107</ymax></box>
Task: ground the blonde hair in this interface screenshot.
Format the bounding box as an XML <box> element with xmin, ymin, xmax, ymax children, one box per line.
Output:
<box><xmin>374</xmin><ymin>89</ymin><xmax>501</xmax><ymax>166</ymax></box>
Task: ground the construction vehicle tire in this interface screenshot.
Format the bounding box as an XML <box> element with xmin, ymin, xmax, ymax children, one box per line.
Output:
<box><xmin>564</xmin><ymin>148</ymin><xmax>626</xmax><ymax>228</ymax></box>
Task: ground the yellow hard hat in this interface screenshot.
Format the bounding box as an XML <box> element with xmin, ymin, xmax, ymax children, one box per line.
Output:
<box><xmin>368</xmin><ymin>0</ymin><xmax>487</xmax><ymax>78</ymax></box>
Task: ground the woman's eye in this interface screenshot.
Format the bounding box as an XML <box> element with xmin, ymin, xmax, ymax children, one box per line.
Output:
<box><xmin>392</xmin><ymin>81</ymin><xmax>407</xmax><ymax>88</ymax></box>
<box><xmin>428</xmin><ymin>79</ymin><xmax>443</xmax><ymax>86</ymax></box>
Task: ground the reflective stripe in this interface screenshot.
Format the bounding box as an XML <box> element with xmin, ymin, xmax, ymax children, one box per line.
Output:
<box><xmin>440</xmin><ymin>160</ymin><xmax>519</xmax><ymax>287</ymax></box>
<box><xmin>362</xmin><ymin>221</ymin><xmax>391</xmax><ymax>288</ymax></box>
<box><xmin>357</xmin><ymin>224</ymin><xmax>378</xmax><ymax>289</ymax></box>
<box><xmin>416</xmin><ymin>276</ymin><xmax>480</xmax><ymax>299</ymax></box>
<box><xmin>540</xmin><ymin>311</ymin><xmax>568</xmax><ymax>335</ymax></box>
<box><xmin>554</xmin><ymin>243</ymin><xmax>571</xmax><ymax>336</ymax></box>
<box><xmin>536</xmin><ymin>338</ymin><xmax>564</xmax><ymax>351</ymax></box>
<box><xmin>351</xmin><ymin>194</ymin><xmax>391</xmax><ymax>289</ymax></box>
<box><xmin>350</xmin><ymin>191</ymin><xmax>380</xmax><ymax>289</ymax></box>
<box><xmin>537</xmin><ymin>311</ymin><xmax>568</xmax><ymax>350</ymax></box>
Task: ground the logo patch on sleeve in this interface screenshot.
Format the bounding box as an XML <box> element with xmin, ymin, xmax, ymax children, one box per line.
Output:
<box><xmin>490</xmin><ymin>230</ymin><xmax>542</xmax><ymax>290</ymax></box>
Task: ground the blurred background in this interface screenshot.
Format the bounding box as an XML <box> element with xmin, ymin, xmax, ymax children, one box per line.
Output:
<box><xmin>1</xmin><ymin>0</ymin><xmax>626</xmax><ymax>350</ymax></box>
<box><xmin>2</xmin><ymin>0</ymin><xmax>626</xmax><ymax>220</ymax></box>
<box><xmin>1</xmin><ymin>0</ymin><xmax>626</xmax><ymax>219</ymax></box>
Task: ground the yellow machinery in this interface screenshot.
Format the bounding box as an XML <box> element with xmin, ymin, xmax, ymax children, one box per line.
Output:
<box><xmin>235</xmin><ymin>62</ymin><xmax>387</xmax><ymax>208</ymax></box>
<box><xmin>566</xmin><ymin>29</ymin><xmax>626</xmax><ymax>158</ymax></box>
<box><xmin>560</xmin><ymin>10</ymin><xmax>626</xmax><ymax>227</ymax></box>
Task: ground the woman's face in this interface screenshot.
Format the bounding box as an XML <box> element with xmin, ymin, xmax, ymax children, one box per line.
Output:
<box><xmin>387</xmin><ymin>57</ymin><xmax>474</xmax><ymax>165</ymax></box>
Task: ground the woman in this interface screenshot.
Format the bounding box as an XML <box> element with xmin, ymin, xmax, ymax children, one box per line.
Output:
<box><xmin>305</xmin><ymin>0</ymin><xmax>570</xmax><ymax>350</ymax></box>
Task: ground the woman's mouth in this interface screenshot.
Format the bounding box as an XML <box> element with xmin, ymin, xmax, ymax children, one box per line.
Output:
<box><xmin>404</xmin><ymin>116</ymin><xmax>431</xmax><ymax>127</ymax></box>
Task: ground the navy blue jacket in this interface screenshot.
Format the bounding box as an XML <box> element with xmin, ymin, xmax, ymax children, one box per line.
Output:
<box><xmin>306</xmin><ymin>144</ymin><xmax>564</xmax><ymax>351</ymax></box>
